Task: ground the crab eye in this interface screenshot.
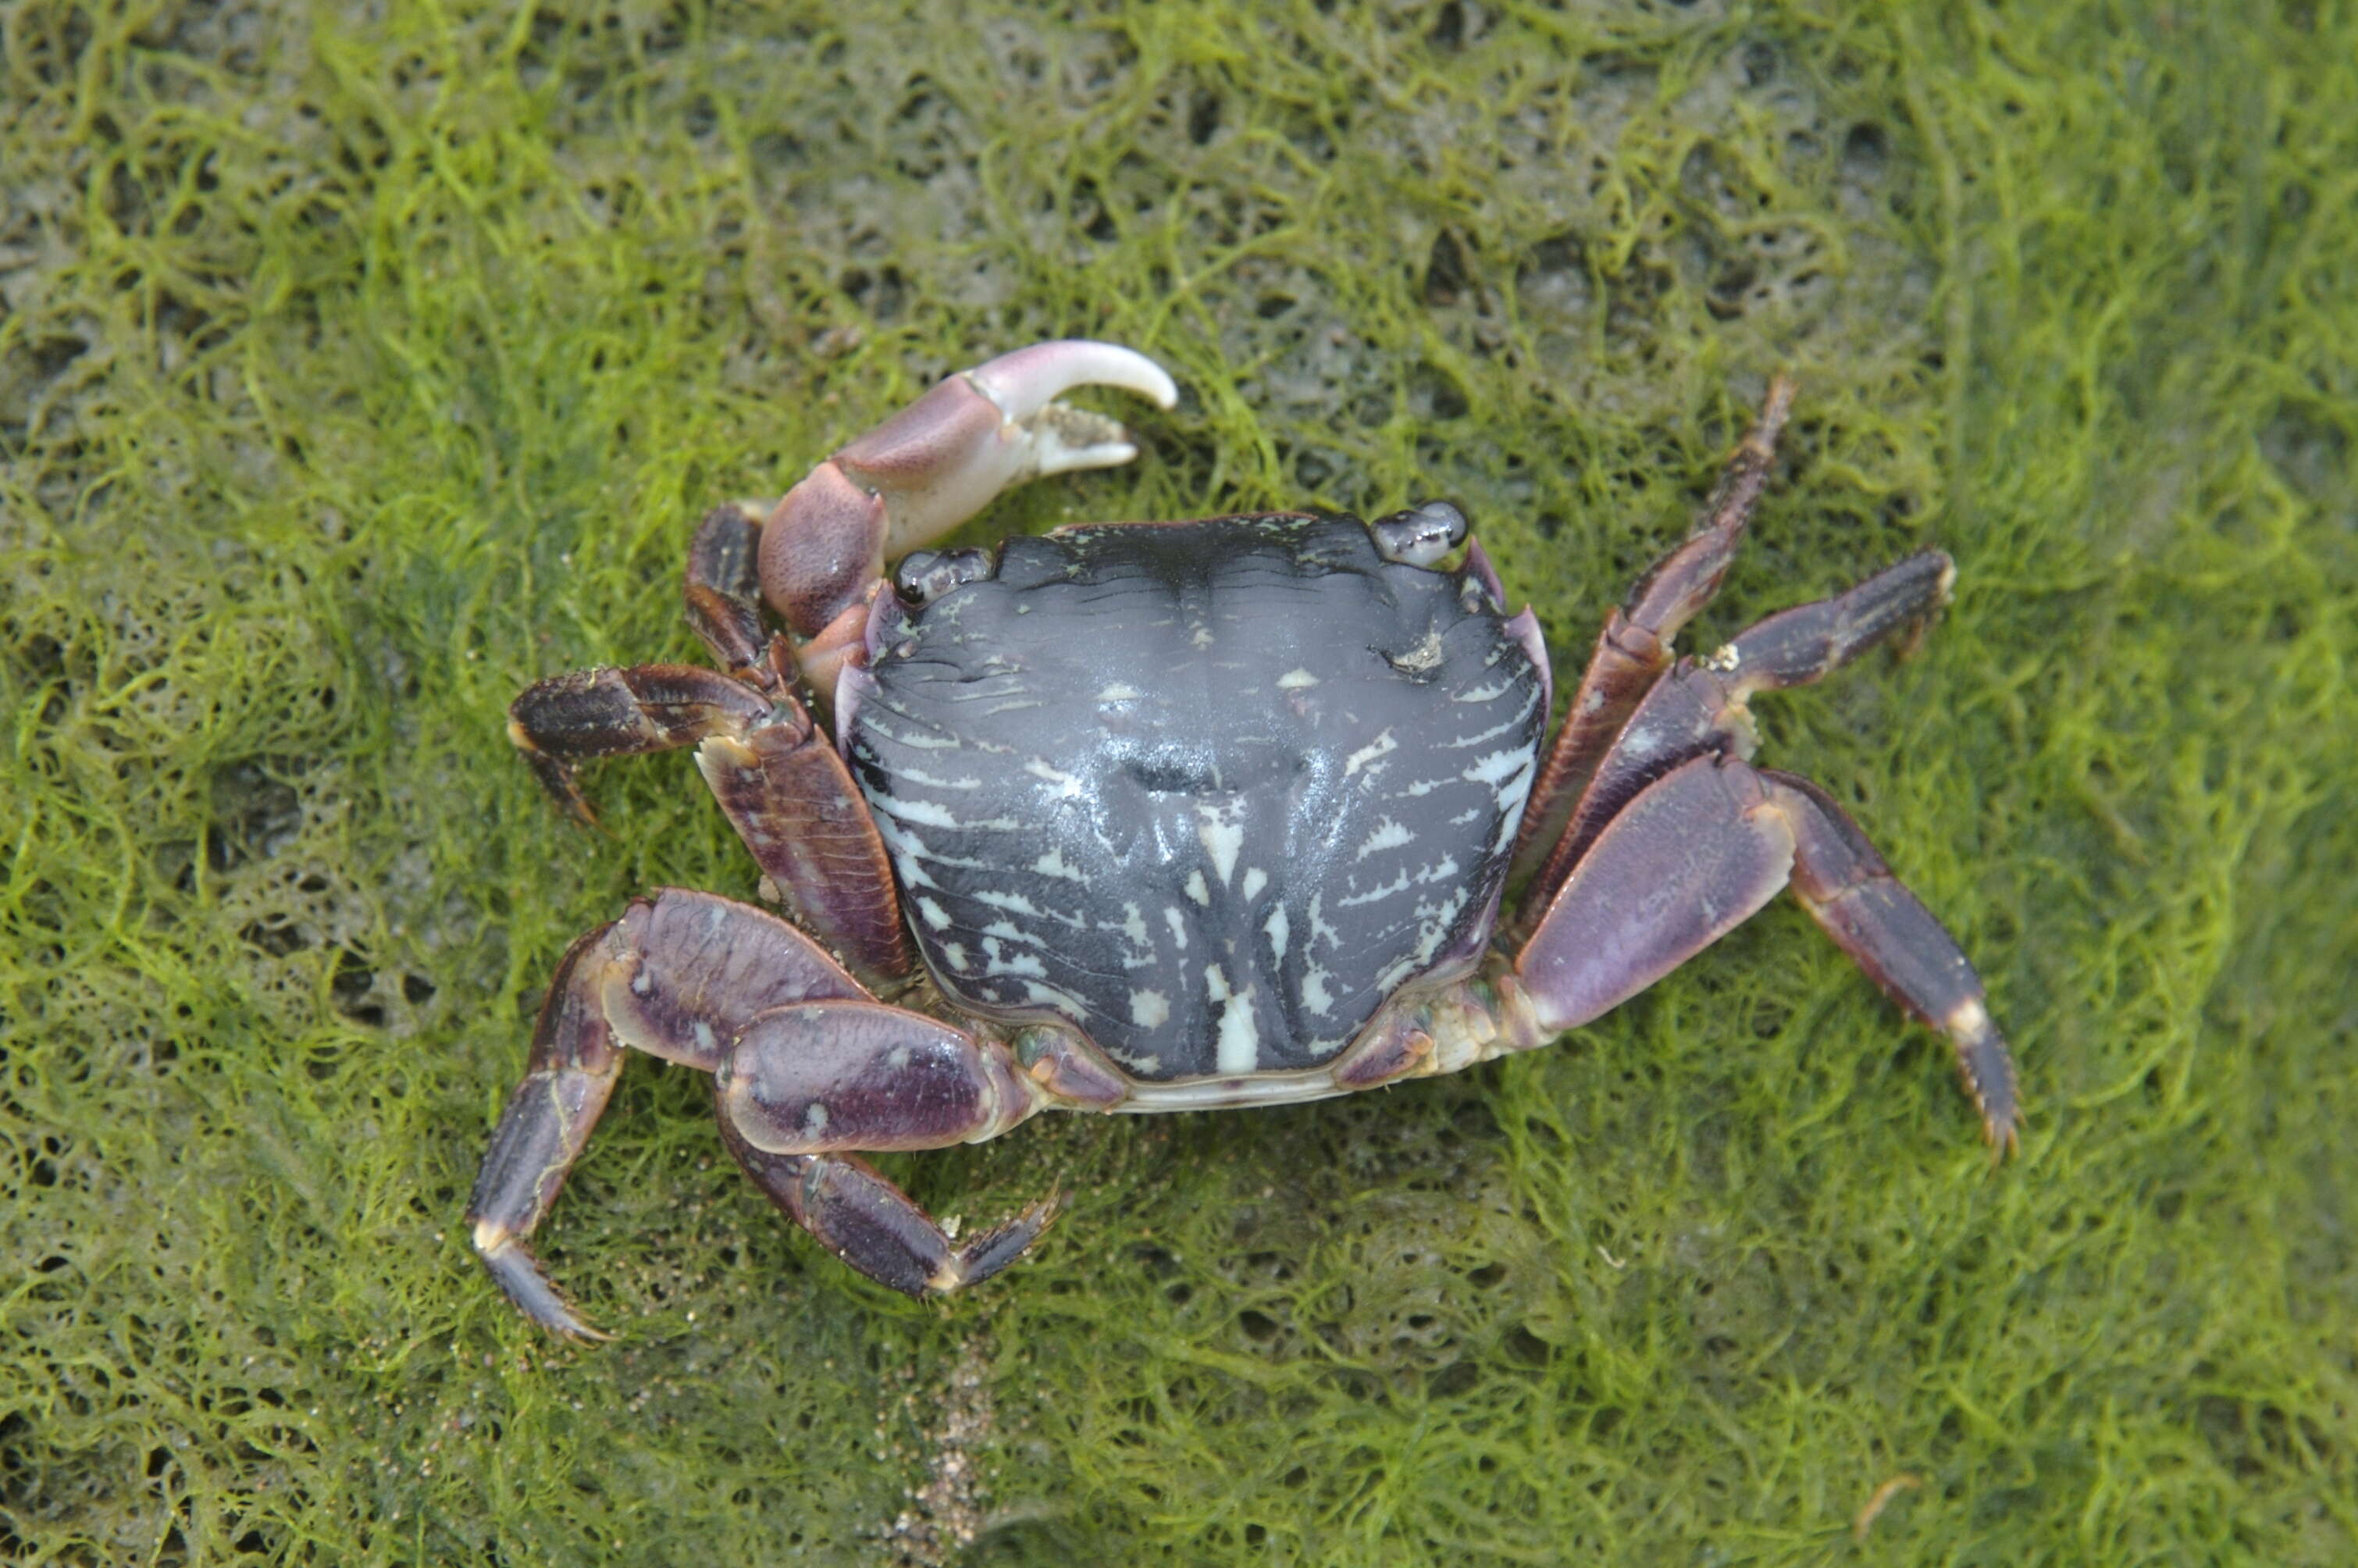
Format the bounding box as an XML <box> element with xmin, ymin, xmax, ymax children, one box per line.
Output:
<box><xmin>894</xmin><ymin>547</ymin><xmax>996</xmax><ymax>607</ymax></box>
<box><xmin>1369</xmin><ymin>499</ymin><xmax>1469</xmax><ymax>568</ymax></box>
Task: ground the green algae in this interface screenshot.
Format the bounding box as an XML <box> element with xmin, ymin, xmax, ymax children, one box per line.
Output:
<box><xmin>2</xmin><ymin>2</ymin><xmax>2352</xmax><ymax>1563</ymax></box>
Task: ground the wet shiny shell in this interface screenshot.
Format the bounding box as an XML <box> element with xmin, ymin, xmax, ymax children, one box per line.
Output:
<box><xmin>842</xmin><ymin>513</ymin><xmax>1547</xmax><ymax>1082</ymax></box>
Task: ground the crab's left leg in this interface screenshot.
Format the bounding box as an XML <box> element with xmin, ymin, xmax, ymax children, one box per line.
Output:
<box><xmin>1509</xmin><ymin>376</ymin><xmax>1796</xmax><ymax>904</ymax></box>
<box><xmin>1545</xmin><ymin>549</ymin><xmax>1956</xmax><ymax>878</ymax></box>
<box><xmin>756</xmin><ymin>341</ymin><xmax>1178</xmax><ymax>693</ymax></box>
<box><xmin>505</xmin><ymin>665</ymin><xmax>913</xmax><ymax>982</ymax></box>
<box><xmin>719</xmin><ymin>1137</ymin><xmax>1060</xmax><ymax>1300</ymax></box>
<box><xmin>508</xmin><ymin>663</ymin><xmax>772</xmax><ymax>824</ymax></box>
<box><xmin>681</xmin><ymin>499</ymin><xmax>787</xmax><ymax>688</ymax></box>
<box><xmin>1509</xmin><ymin>753</ymin><xmax>2018</xmax><ymax>1146</ymax></box>
<box><xmin>709</xmin><ymin>1000</ymin><xmax>1060</xmax><ymax>1297</ymax></box>
<box><xmin>467</xmin><ymin>889</ymin><xmax>874</xmax><ymax>1339</ymax></box>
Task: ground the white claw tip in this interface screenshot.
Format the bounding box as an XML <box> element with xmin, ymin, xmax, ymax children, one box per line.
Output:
<box><xmin>967</xmin><ymin>340</ymin><xmax>1179</xmax><ymax>415</ymax></box>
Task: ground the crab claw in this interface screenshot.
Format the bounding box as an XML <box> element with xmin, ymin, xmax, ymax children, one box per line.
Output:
<box><xmin>757</xmin><ymin>341</ymin><xmax>1177</xmax><ymax>652</ymax></box>
<box><xmin>837</xmin><ymin>339</ymin><xmax>1177</xmax><ymax>558</ymax></box>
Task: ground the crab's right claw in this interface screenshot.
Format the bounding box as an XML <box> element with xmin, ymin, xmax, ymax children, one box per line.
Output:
<box><xmin>755</xmin><ymin>341</ymin><xmax>1178</xmax><ymax>665</ymax></box>
<box><xmin>846</xmin><ymin>340</ymin><xmax>1177</xmax><ymax>553</ymax></box>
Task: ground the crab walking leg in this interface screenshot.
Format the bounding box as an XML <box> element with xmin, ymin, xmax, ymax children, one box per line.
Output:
<box><xmin>1517</xmin><ymin>756</ymin><xmax>1793</xmax><ymax>1032</ymax></box>
<box><xmin>508</xmin><ymin>663</ymin><xmax>911</xmax><ymax>981</ymax></box>
<box><xmin>711</xmin><ymin>1000</ymin><xmax>1055</xmax><ymax>1297</ymax></box>
<box><xmin>1513</xmin><ymin>753</ymin><xmax>2018</xmax><ymax>1147</ymax></box>
<box><xmin>508</xmin><ymin>664</ymin><xmax>772</xmax><ymax>824</ymax></box>
<box><xmin>755</xmin><ymin>340</ymin><xmax>1179</xmax><ymax>692</ymax></box>
<box><xmin>693</xmin><ymin>687</ymin><xmax>914</xmax><ymax>984</ymax></box>
<box><xmin>466</xmin><ymin>889</ymin><xmax>871</xmax><ymax>1339</ymax></box>
<box><xmin>1763</xmin><ymin>768</ymin><xmax>2020</xmax><ymax>1146</ymax></box>
<box><xmin>1548</xmin><ymin>551</ymin><xmax>1955</xmax><ymax>878</ymax></box>
<box><xmin>1509</xmin><ymin>375</ymin><xmax>1796</xmax><ymax>902</ymax></box>
<box><xmin>682</xmin><ymin>501</ymin><xmax>778</xmax><ymax>685</ymax></box>
<box><xmin>718</xmin><ymin>1139</ymin><xmax>1061</xmax><ymax>1303</ymax></box>
<box><xmin>465</xmin><ymin>927</ymin><xmax>626</xmax><ymax>1339</ymax></box>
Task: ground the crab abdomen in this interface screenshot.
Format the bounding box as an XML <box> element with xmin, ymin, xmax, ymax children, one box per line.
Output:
<box><xmin>844</xmin><ymin>513</ymin><xmax>1546</xmax><ymax>1081</ymax></box>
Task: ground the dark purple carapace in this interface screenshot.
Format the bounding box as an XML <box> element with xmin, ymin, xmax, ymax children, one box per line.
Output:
<box><xmin>842</xmin><ymin>513</ymin><xmax>1547</xmax><ymax>1079</ymax></box>
<box><xmin>474</xmin><ymin>342</ymin><xmax>2021</xmax><ymax>1338</ymax></box>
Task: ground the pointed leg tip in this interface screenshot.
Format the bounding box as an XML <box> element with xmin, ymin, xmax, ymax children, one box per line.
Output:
<box><xmin>554</xmin><ymin>1317</ymin><xmax>618</xmax><ymax>1345</ymax></box>
<box><xmin>919</xmin><ymin>1192</ymin><xmax>1063</xmax><ymax>1297</ymax></box>
<box><xmin>478</xmin><ymin>1235</ymin><xmax>612</xmax><ymax>1342</ymax></box>
<box><xmin>510</xmin><ymin>729</ymin><xmax>600</xmax><ymax>825</ymax></box>
<box><xmin>538</xmin><ymin>1305</ymin><xmax>618</xmax><ymax>1344</ymax></box>
<box><xmin>1938</xmin><ymin>997</ymin><xmax>2021</xmax><ymax>1159</ymax></box>
<box><xmin>1743</xmin><ymin>373</ymin><xmax>1798</xmax><ymax>453</ymax></box>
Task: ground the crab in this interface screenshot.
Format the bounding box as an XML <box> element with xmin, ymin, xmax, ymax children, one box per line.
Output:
<box><xmin>468</xmin><ymin>340</ymin><xmax>2019</xmax><ymax>1339</ymax></box>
